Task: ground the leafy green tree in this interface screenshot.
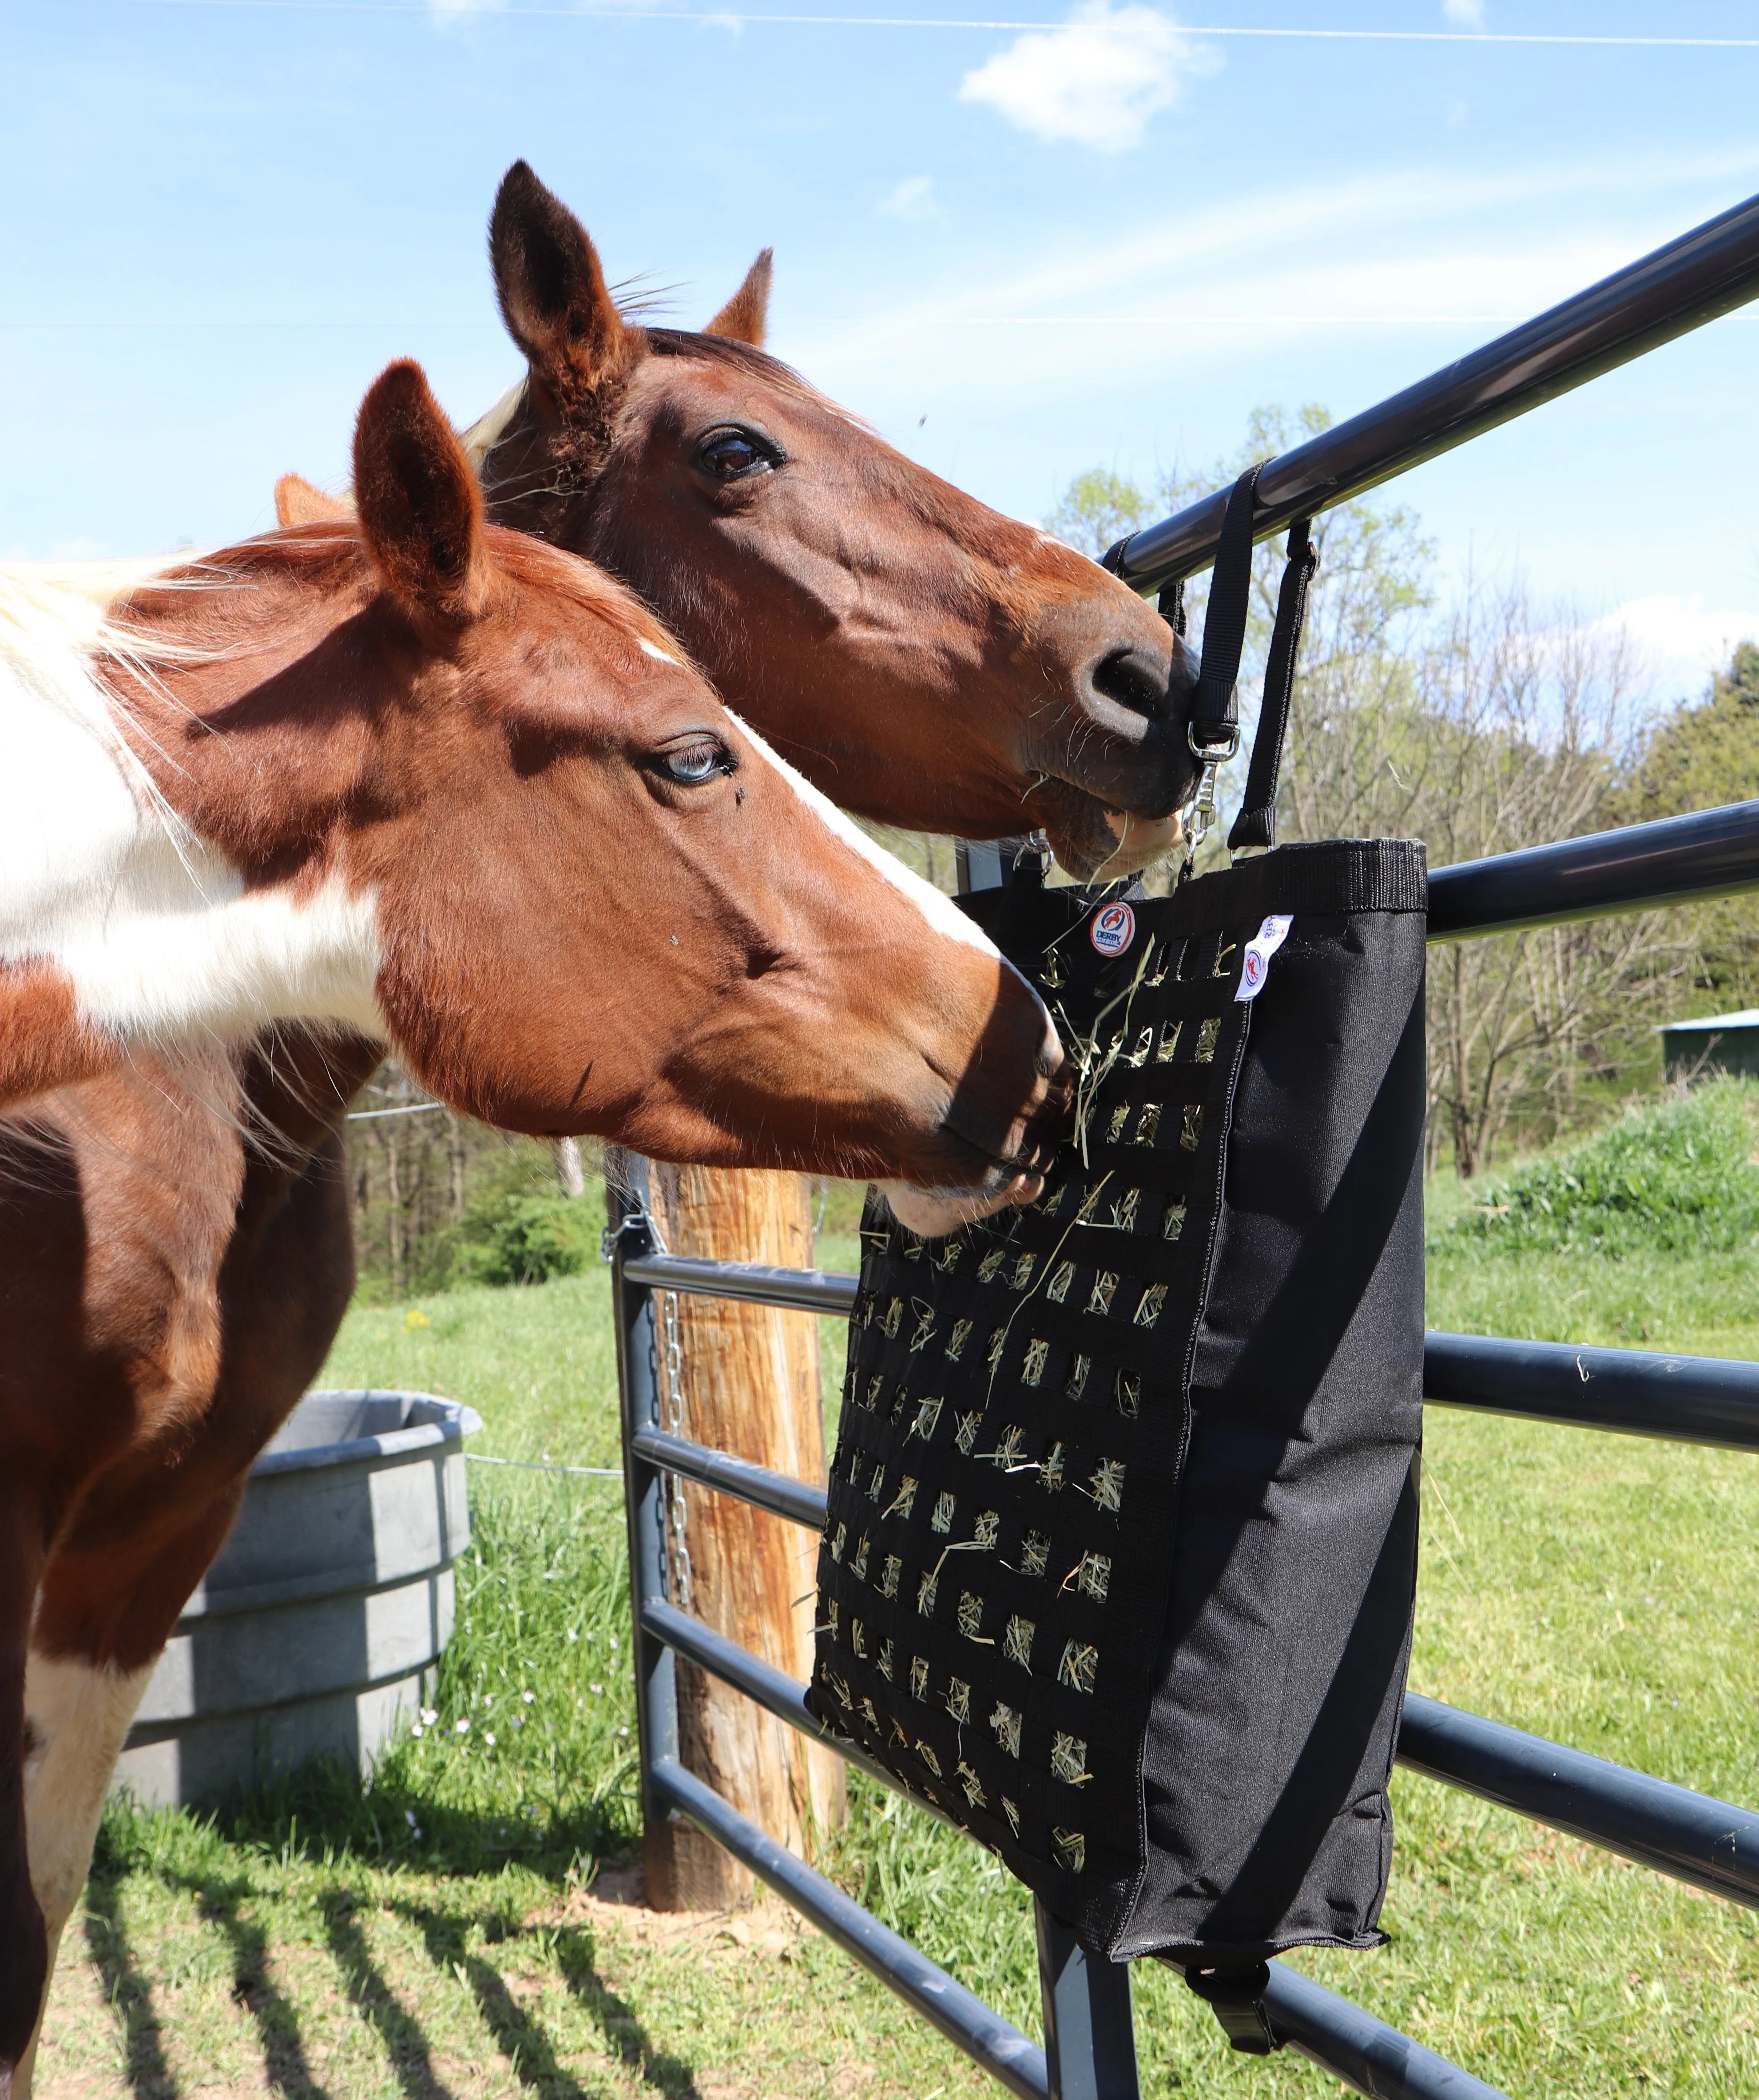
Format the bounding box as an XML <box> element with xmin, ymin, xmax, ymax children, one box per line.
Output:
<box><xmin>1623</xmin><ymin>640</ymin><xmax>1759</xmax><ymax>816</ymax></box>
<box><xmin>1043</xmin><ymin>468</ymin><xmax>1152</xmax><ymax>558</ymax></box>
<box><xmin>1614</xmin><ymin>639</ymin><xmax>1759</xmax><ymax>1011</ymax></box>
<box><xmin>1048</xmin><ymin>410</ymin><xmax>1696</xmax><ymax>1173</ymax></box>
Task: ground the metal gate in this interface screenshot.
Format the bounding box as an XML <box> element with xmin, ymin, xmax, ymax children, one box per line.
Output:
<box><xmin>606</xmin><ymin>189</ymin><xmax>1759</xmax><ymax>2100</ymax></box>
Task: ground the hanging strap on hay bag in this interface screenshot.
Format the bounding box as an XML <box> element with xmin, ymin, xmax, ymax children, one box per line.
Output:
<box><xmin>1181</xmin><ymin>463</ymin><xmax>1263</xmax><ymax>856</ymax></box>
<box><xmin>1227</xmin><ymin>514</ymin><xmax>1317</xmax><ymax>856</ymax></box>
<box><xmin>806</xmin><ymin>501</ymin><xmax>1427</xmax><ymax>1978</ymax></box>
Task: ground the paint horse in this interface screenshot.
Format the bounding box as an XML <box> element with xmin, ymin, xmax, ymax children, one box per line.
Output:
<box><xmin>0</xmin><ymin>357</ymin><xmax>1067</xmax><ymax>2097</ymax></box>
<box><xmin>6</xmin><ymin>163</ymin><xmax>1196</xmax><ymax>2092</ymax></box>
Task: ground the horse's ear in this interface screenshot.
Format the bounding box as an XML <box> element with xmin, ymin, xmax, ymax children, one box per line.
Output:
<box><xmin>353</xmin><ymin>361</ymin><xmax>490</xmax><ymax>622</ymax></box>
<box><xmin>705</xmin><ymin>250</ymin><xmax>774</xmax><ymax>347</ymax></box>
<box><xmin>275</xmin><ymin>473</ymin><xmax>352</xmax><ymax>528</ymax></box>
<box><xmin>489</xmin><ymin>160</ymin><xmax>636</xmax><ymax>417</ymax></box>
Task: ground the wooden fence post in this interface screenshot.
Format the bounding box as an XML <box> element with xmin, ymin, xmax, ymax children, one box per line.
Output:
<box><xmin>644</xmin><ymin>1164</ymin><xmax>845</xmax><ymax>1909</ymax></box>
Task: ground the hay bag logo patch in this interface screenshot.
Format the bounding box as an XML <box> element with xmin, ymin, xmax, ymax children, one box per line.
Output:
<box><xmin>1235</xmin><ymin>914</ymin><xmax>1294</xmax><ymax>1002</ymax></box>
<box><xmin>1089</xmin><ymin>902</ymin><xmax>1136</xmax><ymax>957</ymax></box>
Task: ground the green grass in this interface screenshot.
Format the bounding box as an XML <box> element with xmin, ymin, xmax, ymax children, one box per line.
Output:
<box><xmin>1448</xmin><ymin>1080</ymin><xmax>1759</xmax><ymax>1258</ymax></box>
<box><xmin>39</xmin><ymin>1143</ymin><xmax>1759</xmax><ymax>2098</ymax></box>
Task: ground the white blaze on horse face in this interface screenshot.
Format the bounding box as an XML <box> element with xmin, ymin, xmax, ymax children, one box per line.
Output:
<box><xmin>726</xmin><ymin>711</ymin><xmax>1062</xmax><ymax>1203</ymax></box>
<box><xmin>0</xmin><ymin>567</ymin><xmax>388</xmax><ymax>1055</ymax></box>
<box><xmin>727</xmin><ymin>709</ymin><xmax>1024</xmax><ymax>964</ymax></box>
<box><xmin>16</xmin><ymin>1651</ymin><xmax>159</xmax><ymax>2100</ymax></box>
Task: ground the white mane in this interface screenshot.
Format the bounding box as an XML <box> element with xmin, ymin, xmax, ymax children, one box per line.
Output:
<box><xmin>0</xmin><ymin>560</ymin><xmax>189</xmax><ymax>838</ymax></box>
<box><xmin>0</xmin><ymin>560</ymin><xmax>385</xmax><ymax>1065</ymax></box>
<box><xmin>459</xmin><ymin>376</ymin><xmax>528</xmax><ymax>475</ymax></box>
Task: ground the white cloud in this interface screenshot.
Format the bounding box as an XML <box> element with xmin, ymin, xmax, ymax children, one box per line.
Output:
<box><xmin>428</xmin><ymin>0</ymin><xmax>506</xmax><ymax>16</ymax></box>
<box><xmin>877</xmin><ymin>176</ymin><xmax>937</xmax><ymax>223</ymax></box>
<box><xmin>1595</xmin><ymin>595</ymin><xmax>1759</xmax><ymax>701</ymax></box>
<box><xmin>1443</xmin><ymin>0</ymin><xmax>1486</xmax><ymax>24</ymax></box>
<box><xmin>958</xmin><ymin>2</ymin><xmax>1220</xmax><ymax>155</ymax></box>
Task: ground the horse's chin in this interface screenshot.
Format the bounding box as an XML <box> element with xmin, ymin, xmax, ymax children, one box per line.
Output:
<box><xmin>877</xmin><ymin>1172</ymin><xmax>1044</xmax><ymax>1239</ymax></box>
<box><xmin>1036</xmin><ymin>787</ymin><xmax>1185</xmax><ymax>882</ymax></box>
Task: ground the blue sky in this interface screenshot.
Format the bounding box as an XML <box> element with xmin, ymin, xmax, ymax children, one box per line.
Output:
<box><xmin>7</xmin><ymin>0</ymin><xmax>1759</xmax><ymax>702</ymax></box>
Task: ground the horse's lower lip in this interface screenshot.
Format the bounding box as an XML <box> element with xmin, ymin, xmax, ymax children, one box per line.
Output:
<box><xmin>925</xmin><ymin>1138</ymin><xmax>1053</xmax><ymax>1199</ymax></box>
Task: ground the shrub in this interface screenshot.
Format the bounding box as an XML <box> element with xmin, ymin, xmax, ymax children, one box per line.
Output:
<box><xmin>459</xmin><ymin>1190</ymin><xmax>597</xmax><ymax>1287</ymax></box>
<box><xmin>1449</xmin><ymin>1080</ymin><xmax>1759</xmax><ymax>1257</ymax></box>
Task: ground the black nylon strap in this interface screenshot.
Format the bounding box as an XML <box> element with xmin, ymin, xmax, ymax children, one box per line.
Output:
<box><xmin>1183</xmin><ymin>1962</ymin><xmax>1282</xmax><ymax>2055</ymax></box>
<box><xmin>1189</xmin><ymin>463</ymin><xmax>1265</xmax><ymax>752</ymax></box>
<box><xmin>1227</xmin><ymin>517</ymin><xmax>1318</xmax><ymax>854</ymax></box>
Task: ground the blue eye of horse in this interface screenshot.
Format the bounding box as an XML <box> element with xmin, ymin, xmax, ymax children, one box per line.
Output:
<box><xmin>665</xmin><ymin>740</ymin><xmax>728</xmax><ymax>783</ymax></box>
<box><xmin>698</xmin><ymin>429</ymin><xmax>774</xmax><ymax>480</ymax></box>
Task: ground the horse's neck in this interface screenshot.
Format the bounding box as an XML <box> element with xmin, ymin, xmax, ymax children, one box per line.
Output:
<box><xmin>0</xmin><ymin>577</ymin><xmax>386</xmax><ymax>1097</ymax></box>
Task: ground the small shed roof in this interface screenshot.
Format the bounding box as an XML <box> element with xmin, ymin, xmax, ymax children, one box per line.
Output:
<box><xmin>1657</xmin><ymin>1009</ymin><xmax>1759</xmax><ymax>1035</ymax></box>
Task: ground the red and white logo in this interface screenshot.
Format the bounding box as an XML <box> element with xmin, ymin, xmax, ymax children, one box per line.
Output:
<box><xmin>1234</xmin><ymin>914</ymin><xmax>1294</xmax><ymax>1003</ymax></box>
<box><xmin>1089</xmin><ymin>902</ymin><xmax>1136</xmax><ymax>957</ymax></box>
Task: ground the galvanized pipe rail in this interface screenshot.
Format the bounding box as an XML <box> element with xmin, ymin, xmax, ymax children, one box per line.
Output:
<box><xmin>1429</xmin><ymin>800</ymin><xmax>1759</xmax><ymax>939</ymax></box>
<box><xmin>643</xmin><ymin>1594</ymin><xmax>1507</xmax><ymax>2100</ymax></box>
<box><xmin>653</xmin><ymin>1753</ymin><xmax>1053</xmax><ymax>2100</ymax></box>
<box><xmin>1103</xmin><ymin>189</ymin><xmax>1759</xmax><ymax>595</ymax></box>
<box><xmin>626</xmin><ymin>1246</ymin><xmax>1759</xmax><ymax>1454</ymax></box>
<box><xmin>631</xmin><ymin>1398</ymin><xmax>1759</xmax><ymax>1912</ymax></box>
<box><xmin>615</xmin><ymin>1212</ymin><xmax>1520</xmax><ymax>2100</ymax></box>
<box><xmin>606</xmin><ymin>188</ymin><xmax>1759</xmax><ymax>2100</ymax></box>
<box><xmin>1398</xmin><ymin>1699</ymin><xmax>1759</xmax><ymax>1909</ymax></box>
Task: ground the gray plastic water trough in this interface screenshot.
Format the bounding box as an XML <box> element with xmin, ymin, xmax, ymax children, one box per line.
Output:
<box><xmin>115</xmin><ymin>1388</ymin><xmax>480</xmax><ymax>1808</ymax></box>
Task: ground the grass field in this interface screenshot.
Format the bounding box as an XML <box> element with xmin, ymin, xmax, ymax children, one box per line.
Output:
<box><xmin>35</xmin><ymin>1097</ymin><xmax>1759</xmax><ymax>2100</ymax></box>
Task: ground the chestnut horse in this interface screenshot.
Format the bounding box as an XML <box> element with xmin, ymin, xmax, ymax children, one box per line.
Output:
<box><xmin>0</xmin><ymin>358</ymin><xmax>1065</xmax><ymax>2096</ymax></box>
<box><xmin>7</xmin><ymin>165</ymin><xmax>1186</xmax><ymax>2092</ymax></box>
<box><xmin>463</xmin><ymin>162</ymin><xmax>1198</xmax><ymax>883</ymax></box>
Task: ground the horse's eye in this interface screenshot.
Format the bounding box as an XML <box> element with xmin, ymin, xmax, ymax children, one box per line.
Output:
<box><xmin>697</xmin><ymin>428</ymin><xmax>775</xmax><ymax>480</ymax></box>
<box><xmin>663</xmin><ymin>738</ymin><xmax>731</xmax><ymax>784</ymax></box>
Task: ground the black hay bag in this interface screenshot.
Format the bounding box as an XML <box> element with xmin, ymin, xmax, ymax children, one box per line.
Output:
<box><xmin>804</xmin><ymin>473</ymin><xmax>1429</xmax><ymax>1965</ymax></box>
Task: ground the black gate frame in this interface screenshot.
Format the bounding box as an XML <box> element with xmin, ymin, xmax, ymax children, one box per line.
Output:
<box><xmin>606</xmin><ymin>191</ymin><xmax>1759</xmax><ymax>2100</ymax></box>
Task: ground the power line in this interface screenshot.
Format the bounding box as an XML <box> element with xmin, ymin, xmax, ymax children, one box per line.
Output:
<box><xmin>465</xmin><ymin>1452</ymin><xmax>622</xmax><ymax>1478</ymax></box>
<box><xmin>72</xmin><ymin>1</ymin><xmax>1759</xmax><ymax>48</ymax></box>
<box><xmin>10</xmin><ymin>314</ymin><xmax>1757</xmax><ymax>331</ymax></box>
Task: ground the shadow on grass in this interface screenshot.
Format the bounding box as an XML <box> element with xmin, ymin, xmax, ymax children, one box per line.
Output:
<box><xmin>197</xmin><ymin>1747</ymin><xmax>631</xmax><ymax>1886</ymax></box>
<box><xmin>322</xmin><ymin>1887</ymin><xmax>458</xmax><ymax>2100</ymax></box>
<box><xmin>392</xmin><ymin>1897</ymin><xmax>701</xmax><ymax>2100</ymax></box>
<box><xmin>81</xmin><ymin>1870</ymin><xmax>179</xmax><ymax>2100</ymax></box>
<box><xmin>89</xmin><ymin>1798</ymin><xmax>703</xmax><ymax>2100</ymax></box>
<box><xmin>185</xmin><ymin>1868</ymin><xmax>333</xmax><ymax>2100</ymax></box>
<box><xmin>553</xmin><ymin>1924</ymin><xmax>704</xmax><ymax>2099</ymax></box>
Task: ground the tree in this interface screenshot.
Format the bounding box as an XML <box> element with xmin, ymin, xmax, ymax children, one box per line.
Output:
<box><xmin>1623</xmin><ymin>640</ymin><xmax>1759</xmax><ymax>816</ymax></box>
<box><xmin>1412</xmin><ymin>584</ymin><xmax>1690</xmax><ymax>1175</ymax></box>
<box><xmin>1613</xmin><ymin>638</ymin><xmax>1759</xmax><ymax>1012</ymax></box>
<box><xmin>1043</xmin><ymin>468</ymin><xmax>1152</xmax><ymax>559</ymax></box>
<box><xmin>1045</xmin><ymin>413</ymin><xmax>1700</xmax><ymax>1174</ymax></box>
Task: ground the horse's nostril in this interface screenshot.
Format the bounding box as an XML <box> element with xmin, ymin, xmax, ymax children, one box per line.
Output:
<box><xmin>1089</xmin><ymin>644</ymin><xmax>1171</xmax><ymax>721</ymax></box>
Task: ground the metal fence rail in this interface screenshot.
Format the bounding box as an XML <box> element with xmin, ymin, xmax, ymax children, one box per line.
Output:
<box><xmin>613</xmin><ymin>1208</ymin><xmax>1529</xmax><ymax>2100</ymax></box>
<box><xmin>629</xmin><ymin>1389</ymin><xmax>1759</xmax><ymax>1905</ymax></box>
<box><xmin>624</xmin><ymin>1243</ymin><xmax>1759</xmax><ymax>1453</ymax></box>
<box><xmin>616</xmin><ymin>1208</ymin><xmax>1759</xmax><ymax>2094</ymax></box>
<box><xmin>606</xmin><ymin>188</ymin><xmax>1759</xmax><ymax>2100</ymax></box>
<box><xmin>1103</xmin><ymin>189</ymin><xmax>1759</xmax><ymax>595</ymax></box>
